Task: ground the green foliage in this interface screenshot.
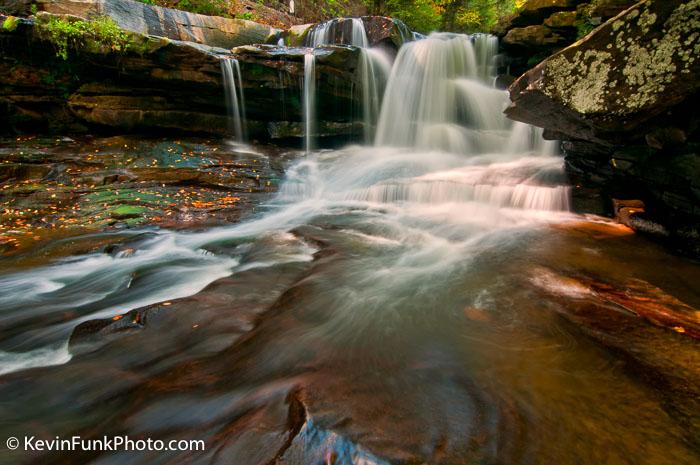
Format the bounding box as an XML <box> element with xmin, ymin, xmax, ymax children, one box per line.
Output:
<box><xmin>367</xmin><ymin>0</ymin><xmax>520</xmax><ymax>34</ymax></box>
<box><xmin>574</xmin><ymin>4</ymin><xmax>596</xmax><ymax>39</ymax></box>
<box><xmin>2</xmin><ymin>16</ymin><xmax>20</xmax><ymax>32</ymax></box>
<box><xmin>134</xmin><ymin>0</ymin><xmax>229</xmax><ymax>16</ymax></box>
<box><xmin>37</xmin><ymin>15</ymin><xmax>132</xmax><ymax>60</ymax></box>
<box><xmin>238</xmin><ymin>11</ymin><xmax>255</xmax><ymax>20</ymax></box>
<box><xmin>385</xmin><ymin>0</ymin><xmax>441</xmax><ymax>33</ymax></box>
<box><xmin>175</xmin><ymin>0</ymin><xmax>229</xmax><ymax>15</ymax></box>
<box><xmin>30</xmin><ymin>4</ymin><xmax>38</xmax><ymax>15</ymax></box>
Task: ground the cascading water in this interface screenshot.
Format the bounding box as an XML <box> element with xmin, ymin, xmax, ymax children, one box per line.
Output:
<box><xmin>303</xmin><ymin>53</ymin><xmax>316</xmax><ymax>153</ymax></box>
<box><xmin>220</xmin><ymin>58</ymin><xmax>247</xmax><ymax>142</ymax></box>
<box><xmin>357</xmin><ymin>48</ymin><xmax>392</xmax><ymax>142</ymax></box>
<box><xmin>304</xmin><ymin>17</ymin><xmax>391</xmax><ymax>143</ymax></box>
<box><xmin>305</xmin><ymin>17</ymin><xmax>369</xmax><ymax>47</ymax></box>
<box><xmin>2</xmin><ymin>27</ymin><xmax>695</xmax><ymax>465</ymax></box>
<box><xmin>368</xmin><ymin>33</ymin><xmax>567</xmax><ymax>210</ymax></box>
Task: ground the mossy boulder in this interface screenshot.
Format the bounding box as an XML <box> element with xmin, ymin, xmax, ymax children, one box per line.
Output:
<box><xmin>503</xmin><ymin>25</ymin><xmax>567</xmax><ymax>49</ymax></box>
<box><xmin>544</xmin><ymin>10</ymin><xmax>578</xmax><ymax>28</ymax></box>
<box><xmin>506</xmin><ymin>0</ymin><xmax>700</xmax><ymax>140</ymax></box>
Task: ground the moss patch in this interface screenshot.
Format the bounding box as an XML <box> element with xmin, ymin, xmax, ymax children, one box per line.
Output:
<box><xmin>36</xmin><ymin>14</ymin><xmax>133</xmax><ymax>60</ymax></box>
<box><xmin>2</xmin><ymin>16</ymin><xmax>20</xmax><ymax>32</ymax></box>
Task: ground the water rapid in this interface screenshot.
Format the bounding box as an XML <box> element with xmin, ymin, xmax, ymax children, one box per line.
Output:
<box><xmin>2</xmin><ymin>28</ymin><xmax>694</xmax><ymax>465</ymax></box>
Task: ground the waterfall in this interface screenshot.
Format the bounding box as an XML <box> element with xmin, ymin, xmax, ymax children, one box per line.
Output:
<box><xmin>358</xmin><ymin>48</ymin><xmax>392</xmax><ymax>143</ymax></box>
<box><xmin>303</xmin><ymin>17</ymin><xmax>391</xmax><ymax>144</ymax></box>
<box><xmin>303</xmin><ymin>53</ymin><xmax>316</xmax><ymax>153</ymax></box>
<box><xmin>220</xmin><ymin>58</ymin><xmax>247</xmax><ymax>142</ymax></box>
<box><xmin>305</xmin><ymin>17</ymin><xmax>369</xmax><ymax>47</ymax></box>
<box><xmin>375</xmin><ymin>33</ymin><xmax>552</xmax><ymax>156</ymax></box>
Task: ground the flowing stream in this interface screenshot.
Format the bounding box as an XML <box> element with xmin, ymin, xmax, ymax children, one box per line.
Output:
<box><xmin>1</xmin><ymin>31</ymin><xmax>698</xmax><ymax>465</ymax></box>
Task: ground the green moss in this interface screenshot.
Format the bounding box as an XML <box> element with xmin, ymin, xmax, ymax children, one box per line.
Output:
<box><xmin>2</xmin><ymin>16</ymin><xmax>20</xmax><ymax>32</ymax></box>
<box><xmin>36</xmin><ymin>15</ymin><xmax>132</xmax><ymax>60</ymax></box>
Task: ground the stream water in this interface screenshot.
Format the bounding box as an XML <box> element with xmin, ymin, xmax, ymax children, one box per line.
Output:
<box><xmin>1</xmin><ymin>31</ymin><xmax>699</xmax><ymax>465</ymax></box>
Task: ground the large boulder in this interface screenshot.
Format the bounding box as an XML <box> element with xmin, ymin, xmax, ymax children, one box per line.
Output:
<box><xmin>506</xmin><ymin>0</ymin><xmax>700</xmax><ymax>255</ymax></box>
<box><xmin>506</xmin><ymin>0</ymin><xmax>700</xmax><ymax>141</ymax></box>
<box><xmin>513</xmin><ymin>0</ymin><xmax>580</xmax><ymax>25</ymax></box>
<box><xmin>503</xmin><ymin>24</ymin><xmax>567</xmax><ymax>50</ymax></box>
<box><xmin>11</xmin><ymin>0</ymin><xmax>281</xmax><ymax>48</ymax></box>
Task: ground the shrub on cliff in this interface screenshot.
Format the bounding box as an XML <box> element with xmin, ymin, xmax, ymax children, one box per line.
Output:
<box><xmin>36</xmin><ymin>15</ymin><xmax>132</xmax><ymax>60</ymax></box>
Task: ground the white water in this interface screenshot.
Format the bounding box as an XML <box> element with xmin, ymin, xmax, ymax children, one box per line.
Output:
<box><xmin>0</xmin><ymin>32</ymin><xmax>569</xmax><ymax>377</ymax></box>
<box><xmin>221</xmin><ymin>58</ymin><xmax>247</xmax><ymax>142</ymax></box>
<box><xmin>306</xmin><ymin>17</ymin><xmax>369</xmax><ymax>47</ymax></box>
<box><xmin>358</xmin><ymin>48</ymin><xmax>392</xmax><ymax>142</ymax></box>
<box><xmin>304</xmin><ymin>53</ymin><xmax>316</xmax><ymax>153</ymax></box>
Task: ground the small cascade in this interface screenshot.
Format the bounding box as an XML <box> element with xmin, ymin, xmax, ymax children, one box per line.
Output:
<box><xmin>473</xmin><ymin>33</ymin><xmax>499</xmax><ymax>82</ymax></box>
<box><xmin>305</xmin><ymin>17</ymin><xmax>369</xmax><ymax>47</ymax></box>
<box><xmin>375</xmin><ymin>33</ymin><xmax>552</xmax><ymax>157</ymax></box>
<box><xmin>357</xmin><ymin>48</ymin><xmax>392</xmax><ymax>143</ymax></box>
<box><xmin>220</xmin><ymin>58</ymin><xmax>247</xmax><ymax>142</ymax></box>
<box><xmin>303</xmin><ymin>53</ymin><xmax>316</xmax><ymax>153</ymax></box>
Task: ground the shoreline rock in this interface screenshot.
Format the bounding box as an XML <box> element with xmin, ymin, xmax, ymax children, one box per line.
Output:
<box><xmin>505</xmin><ymin>0</ymin><xmax>700</xmax><ymax>256</ymax></box>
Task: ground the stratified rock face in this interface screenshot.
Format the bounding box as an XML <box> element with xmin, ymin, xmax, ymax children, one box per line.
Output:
<box><xmin>494</xmin><ymin>0</ymin><xmax>637</xmax><ymax>76</ymax></box>
<box><xmin>507</xmin><ymin>0</ymin><xmax>700</xmax><ymax>138</ymax></box>
<box><xmin>512</xmin><ymin>0</ymin><xmax>580</xmax><ymax>26</ymax></box>
<box><xmin>506</xmin><ymin>0</ymin><xmax>700</xmax><ymax>255</ymax></box>
<box><xmin>17</xmin><ymin>0</ymin><xmax>281</xmax><ymax>48</ymax></box>
<box><xmin>0</xmin><ymin>13</ymin><xmax>364</xmax><ymax>141</ymax></box>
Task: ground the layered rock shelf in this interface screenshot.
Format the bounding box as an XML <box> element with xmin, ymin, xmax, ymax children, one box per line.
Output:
<box><xmin>0</xmin><ymin>12</ymin><xmax>372</xmax><ymax>142</ymax></box>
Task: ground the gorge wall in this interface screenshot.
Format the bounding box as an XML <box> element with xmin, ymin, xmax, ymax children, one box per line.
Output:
<box><xmin>506</xmin><ymin>0</ymin><xmax>700</xmax><ymax>255</ymax></box>
<box><xmin>494</xmin><ymin>0</ymin><xmax>637</xmax><ymax>77</ymax></box>
<box><xmin>0</xmin><ymin>1</ymin><xmax>410</xmax><ymax>144</ymax></box>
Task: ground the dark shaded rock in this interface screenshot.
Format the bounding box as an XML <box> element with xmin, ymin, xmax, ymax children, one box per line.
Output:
<box><xmin>645</xmin><ymin>127</ymin><xmax>687</xmax><ymax>151</ymax></box>
<box><xmin>0</xmin><ymin>13</ymin><xmax>365</xmax><ymax>141</ymax></box>
<box><xmin>589</xmin><ymin>0</ymin><xmax>638</xmax><ymax>20</ymax></box>
<box><xmin>503</xmin><ymin>24</ymin><xmax>567</xmax><ymax>49</ymax></box>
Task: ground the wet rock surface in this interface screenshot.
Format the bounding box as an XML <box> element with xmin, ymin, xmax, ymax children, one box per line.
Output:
<box><xmin>280</xmin><ymin>16</ymin><xmax>412</xmax><ymax>50</ymax></box>
<box><xmin>1</xmin><ymin>219</ymin><xmax>699</xmax><ymax>465</ymax></box>
<box><xmin>0</xmin><ymin>135</ymin><xmax>294</xmax><ymax>256</ymax></box>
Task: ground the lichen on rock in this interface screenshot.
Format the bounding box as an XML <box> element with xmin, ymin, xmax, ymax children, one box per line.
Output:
<box><xmin>535</xmin><ymin>0</ymin><xmax>700</xmax><ymax>116</ymax></box>
<box><xmin>544</xmin><ymin>49</ymin><xmax>612</xmax><ymax>114</ymax></box>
